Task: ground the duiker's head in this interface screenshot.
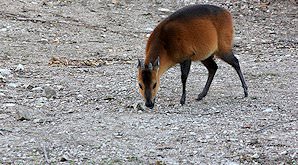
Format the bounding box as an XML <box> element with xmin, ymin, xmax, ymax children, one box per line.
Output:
<box><xmin>137</xmin><ymin>58</ymin><xmax>160</xmax><ymax>109</ymax></box>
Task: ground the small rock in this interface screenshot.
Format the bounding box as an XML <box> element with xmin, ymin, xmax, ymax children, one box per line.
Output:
<box><xmin>15</xmin><ymin>64</ymin><xmax>24</xmax><ymax>72</ymax></box>
<box><xmin>171</xmin><ymin>127</ymin><xmax>179</xmax><ymax>130</ymax></box>
<box><xmin>16</xmin><ymin>110</ymin><xmax>31</xmax><ymax>121</ymax></box>
<box><xmin>280</xmin><ymin>150</ymin><xmax>288</xmax><ymax>155</ymax></box>
<box><xmin>158</xmin><ymin>8</ymin><xmax>171</xmax><ymax>12</ymax></box>
<box><xmin>35</xmin><ymin>97</ymin><xmax>47</xmax><ymax>107</ymax></box>
<box><xmin>7</xmin><ymin>83</ymin><xmax>18</xmax><ymax>88</ymax></box>
<box><xmin>114</xmin><ymin>132</ymin><xmax>124</xmax><ymax>138</ymax></box>
<box><xmin>234</xmin><ymin>36</ymin><xmax>242</xmax><ymax>43</ymax></box>
<box><xmin>33</xmin><ymin>118</ymin><xmax>44</xmax><ymax>123</ymax></box>
<box><xmin>103</xmin><ymin>96</ymin><xmax>115</xmax><ymax>102</ymax></box>
<box><xmin>111</xmin><ymin>0</ymin><xmax>120</xmax><ymax>5</ymax></box>
<box><xmin>63</xmin><ymin>109</ymin><xmax>75</xmax><ymax>114</ymax></box>
<box><xmin>241</xmin><ymin>124</ymin><xmax>252</xmax><ymax>129</ymax></box>
<box><xmin>24</xmin><ymin>84</ymin><xmax>34</xmax><ymax>90</ymax></box>
<box><xmin>60</xmin><ymin>155</ymin><xmax>70</xmax><ymax>162</ymax></box>
<box><xmin>39</xmin><ymin>38</ymin><xmax>48</xmax><ymax>44</ymax></box>
<box><xmin>95</xmin><ymin>84</ymin><xmax>104</xmax><ymax>88</ymax></box>
<box><xmin>76</xmin><ymin>94</ymin><xmax>84</xmax><ymax>99</ymax></box>
<box><xmin>225</xmin><ymin>161</ymin><xmax>239</xmax><ymax>165</ymax></box>
<box><xmin>145</xmin><ymin>27</ymin><xmax>153</xmax><ymax>32</ymax></box>
<box><xmin>263</xmin><ymin>108</ymin><xmax>273</xmax><ymax>112</ymax></box>
<box><xmin>118</xmin><ymin>108</ymin><xmax>124</xmax><ymax>113</ymax></box>
<box><xmin>248</xmin><ymin>138</ymin><xmax>259</xmax><ymax>145</ymax></box>
<box><xmin>44</xmin><ymin>86</ymin><xmax>56</xmax><ymax>99</ymax></box>
<box><xmin>56</xmin><ymin>85</ymin><xmax>64</xmax><ymax>91</ymax></box>
<box><xmin>134</xmin><ymin>102</ymin><xmax>145</xmax><ymax>111</ymax></box>
<box><xmin>268</xmin><ymin>30</ymin><xmax>276</xmax><ymax>34</ymax></box>
<box><xmin>0</xmin><ymin>28</ymin><xmax>7</xmax><ymax>32</ymax></box>
<box><xmin>189</xmin><ymin>132</ymin><xmax>196</xmax><ymax>136</ymax></box>
<box><xmin>0</xmin><ymin>68</ymin><xmax>11</xmax><ymax>75</ymax></box>
<box><xmin>0</xmin><ymin>74</ymin><xmax>5</xmax><ymax>83</ymax></box>
<box><xmin>32</xmin><ymin>86</ymin><xmax>43</xmax><ymax>92</ymax></box>
<box><xmin>0</xmin><ymin>92</ymin><xmax>5</xmax><ymax>97</ymax></box>
<box><xmin>251</xmin><ymin>153</ymin><xmax>260</xmax><ymax>159</ymax></box>
<box><xmin>3</xmin><ymin>103</ymin><xmax>16</xmax><ymax>107</ymax></box>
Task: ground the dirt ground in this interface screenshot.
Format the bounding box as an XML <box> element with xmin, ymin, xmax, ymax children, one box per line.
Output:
<box><xmin>0</xmin><ymin>0</ymin><xmax>297</xmax><ymax>164</ymax></box>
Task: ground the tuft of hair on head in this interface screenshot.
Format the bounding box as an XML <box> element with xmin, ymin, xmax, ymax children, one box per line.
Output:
<box><xmin>137</xmin><ymin>59</ymin><xmax>145</xmax><ymax>69</ymax></box>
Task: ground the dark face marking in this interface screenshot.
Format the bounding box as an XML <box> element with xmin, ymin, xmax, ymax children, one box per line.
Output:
<box><xmin>142</xmin><ymin>69</ymin><xmax>153</xmax><ymax>103</ymax></box>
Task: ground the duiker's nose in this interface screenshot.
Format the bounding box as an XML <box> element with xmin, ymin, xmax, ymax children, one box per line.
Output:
<box><xmin>145</xmin><ymin>100</ymin><xmax>154</xmax><ymax>109</ymax></box>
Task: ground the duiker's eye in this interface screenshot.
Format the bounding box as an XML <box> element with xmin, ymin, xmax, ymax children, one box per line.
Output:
<box><xmin>153</xmin><ymin>83</ymin><xmax>157</xmax><ymax>89</ymax></box>
<box><xmin>139</xmin><ymin>83</ymin><xmax>143</xmax><ymax>90</ymax></box>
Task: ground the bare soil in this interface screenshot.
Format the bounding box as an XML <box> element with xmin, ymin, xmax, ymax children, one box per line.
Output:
<box><xmin>0</xmin><ymin>0</ymin><xmax>297</xmax><ymax>164</ymax></box>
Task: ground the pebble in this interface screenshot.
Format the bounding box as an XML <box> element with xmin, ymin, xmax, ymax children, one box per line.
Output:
<box><xmin>76</xmin><ymin>94</ymin><xmax>84</xmax><ymax>99</ymax></box>
<box><xmin>33</xmin><ymin>118</ymin><xmax>44</xmax><ymax>123</ymax></box>
<box><xmin>134</xmin><ymin>102</ymin><xmax>145</xmax><ymax>111</ymax></box>
<box><xmin>158</xmin><ymin>8</ymin><xmax>171</xmax><ymax>12</ymax></box>
<box><xmin>0</xmin><ymin>68</ymin><xmax>11</xmax><ymax>75</ymax></box>
<box><xmin>234</xmin><ymin>36</ymin><xmax>242</xmax><ymax>43</ymax></box>
<box><xmin>280</xmin><ymin>150</ymin><xmax>288</xmax><ymax>155</ymax></box>
<box><xmin>16</xmin><ymin>110</ymin><xmax>31</xmax><ymax>121</ymax></box>
<box><xmin>44</xmin><ymin>86</ymin><xmax>57</xmax><ymax>99</ymax></box>
<box><xmin>56</xmin><ymin>85</ymin><xmax>64</xmax><ymax>90</ymax></box>
<box><xmin>251</xmin><ymin>153</ymin><xmax>260</xmax><ymax>159</ymax></box>
<box><xmin>96</xmin><ymin>84</ymin><xmax>104</xmax><ymax>88</ymax></box>
<box><xmin>35</xmin><ymin>97</ymin><xmax>47</xmax><ymax>107</ymax></box>
<box><xmin>60</xmin><ymin>155</ymin><xmax>69</xmax><ymax>162</ymax></box>
<box><xmin>114</xmin><ymin>132</ymin><xmax>124</xmax><ymax>138</ymax></box>
<box><xmin>0</xmin><ymin>92</ymin><xmax>5</xmax><ymax>97</ymax></box>
<box><xmin>0</xmin><ymin>74</ymin><xmax>5</xmax><ymax>81</ymax></box>
<box><xmin>145</xmin><ymin>27</ymin><xmax>153</xmax><ymax>32</ymax></box>
<box><xmin>111</xmin><ymin>0</ymin><xmax>120</xmax><ymax>4</ymax></box>
<box><xmin>32</xmin><ymin>87</ymin><xmax>43</xmax><ymax>92</ymax></box>
<box><xmin>171</xmin><ymin>127</ymin><xmax>179</xmax><ymax>130</ymax></box>
<box><xmin>263</xmin><ymin>108</ymin><xmax>273</xmax><ymax>112</ymax></box>
<box><xmin>7</xmin><ymin>83</ymin><xmax>18</xmax><ymax>88</ymax></box>
<box><xmin>0</xmin><ymin>28</ymin><xmax>7</xmax><ymax>32</ymax></box>
<box><xmin>39</xmin><ymin>38</ymin><xmax>48</xmax><ymax>44</ymax></box>
<box><xmin>225</xmin><ymin>161</ymin><xmax>239</xmax><ymax>165</ymax></box>
<box><xmin>15</xmin><ymin>64</ymin><xmax>24</xmax><ymax>72</ymax></box>
<box><xmin>189</xmin><ymin>132</ymin><xmax>196</xmax><ymax>136</ymax></box>
<box><xmin>23</xmin><ymin>84</ymin><xmax>34</xmax><ymax>90</ymax></box>
<box><xmin>3</xmin><ymin>103</ymin><xmax>16</xmax><ymax>107</ymax></box>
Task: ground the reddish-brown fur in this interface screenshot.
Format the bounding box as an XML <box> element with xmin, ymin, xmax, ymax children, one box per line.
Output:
<box><xmin>138</xmin><ymin>5</ymin><xmax>248</xmax><ymax>108</ymax></box>
<box><xmin>145</xmin><ymin>8</ymin><xmax>233</xmax><ymax>68</ymax></box>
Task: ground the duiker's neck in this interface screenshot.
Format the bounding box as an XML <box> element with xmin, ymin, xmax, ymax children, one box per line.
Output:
<box><xmin>145</xmin><ymin>29</ymin><xmax>175</xmax><ymax>77</ymax></box>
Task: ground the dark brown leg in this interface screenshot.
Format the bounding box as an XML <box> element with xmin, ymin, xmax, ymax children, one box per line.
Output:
<box><xmin>220</xmin><ymin>52</ymin><xmax>248</xmax><ymax>97</ymax></box>
<box><xmin>197</xmin><ymin>56</ymin><xmax>218</xmax><ymax>101</ymax></box>
<box><xmin>180</xmin><ymin>60</ymin><xmax>191</xmax><ymax>105</ymax></box>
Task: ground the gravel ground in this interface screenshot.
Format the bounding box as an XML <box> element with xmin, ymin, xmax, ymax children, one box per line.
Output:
<box><xmin>0</xmin><ymin>0</ymin><xmax>297</xmax><ymax>164</ymax></box>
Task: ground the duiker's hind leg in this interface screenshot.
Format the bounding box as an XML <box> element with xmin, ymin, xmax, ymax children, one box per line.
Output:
<box><xmin>220</xmin><ymin>52</ymin><xmax>248</xmax><ymax>97</ymax></box>
<box><xmin>197</xmin><ymin>56</ymin><xmax>218</xmax><ymax>101</ymax></box>
<box><xmin>180</xmin><ymin>60</ymin><xmax>191</xmax><ymax>105</ymax></box>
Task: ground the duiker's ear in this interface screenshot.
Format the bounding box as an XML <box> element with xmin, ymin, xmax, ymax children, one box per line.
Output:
<box><xmin>153</xmin><ymin>57</ymin><xmax>160</xmax><ymax>69</ymax></box>
<box><xmin>148</xmin><ymin>62</ymin><xmax>153</xmax><ymax>70</ymax></box>
<box><xmin>137</xmin><ymin>59</ymin><xmax>144</xmax><ymax>69</ymax></box>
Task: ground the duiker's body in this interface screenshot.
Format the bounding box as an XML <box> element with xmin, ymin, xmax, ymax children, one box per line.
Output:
<box><xmin>137</xmin><ymin>4</ymin><xmax>248</xmax><ymax>108</ymax></box>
